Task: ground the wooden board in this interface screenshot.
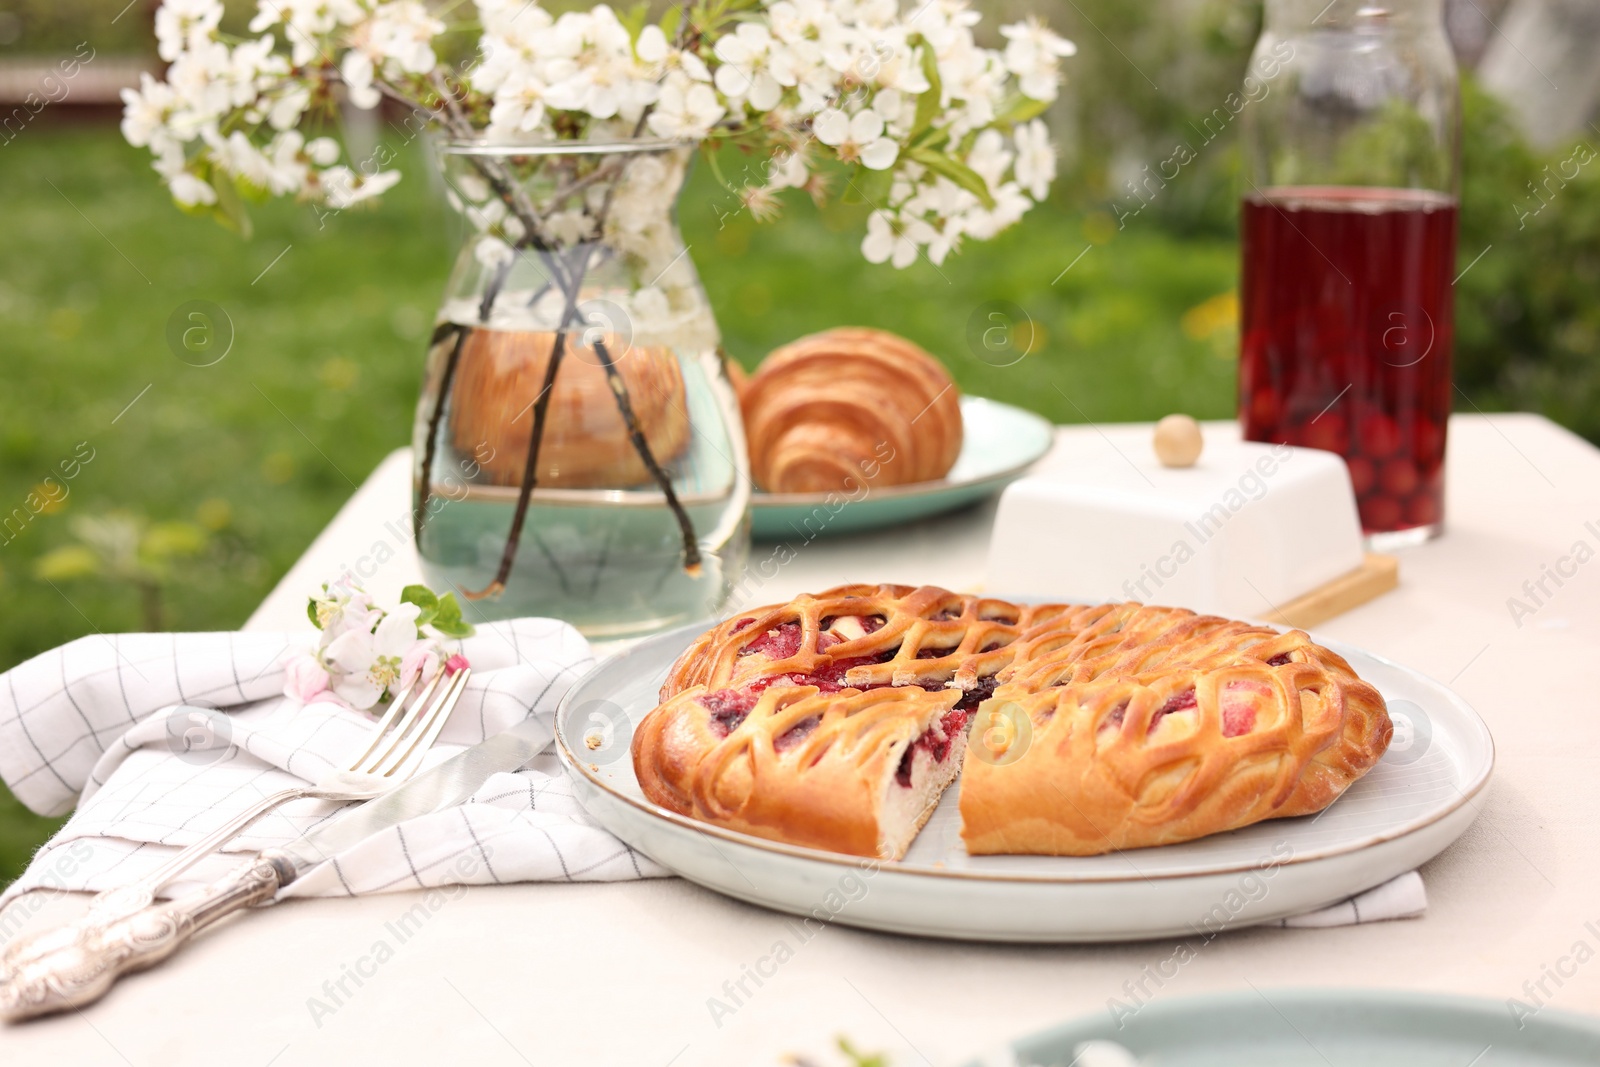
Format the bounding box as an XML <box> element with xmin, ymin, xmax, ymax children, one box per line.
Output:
<box><xmin>1257</xmin><ymin>553</ymin><xmax>1399</xmax><ymax>630</ymax></box>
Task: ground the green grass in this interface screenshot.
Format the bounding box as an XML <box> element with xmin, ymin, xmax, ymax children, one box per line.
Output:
<box><xmin>0</xmin><ymin>126</ymin><xmax>1242</xmax><ymax>885</ymax></box>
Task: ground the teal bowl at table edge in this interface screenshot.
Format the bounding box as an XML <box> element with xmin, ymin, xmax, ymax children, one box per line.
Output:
<box><xmin>961</xmin><ymin>988</ymin><xmax>1600</xmax><ymax>1066</ymax></box>
<box><xmin>749</xmin><ymin>396</ymin><xmax>1054</xmax><ymax>540</ymax></box>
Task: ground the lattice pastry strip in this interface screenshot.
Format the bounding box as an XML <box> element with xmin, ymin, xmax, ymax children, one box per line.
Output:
<box><xmin>1001</xmin><ymin>602</ymin><xmax>1284</xmax><ymax>690</ymax></box>
<box><xmin>661</xmin><ymin>583</ymin><xmax>1061</xmax><ymax>702</ymax></box>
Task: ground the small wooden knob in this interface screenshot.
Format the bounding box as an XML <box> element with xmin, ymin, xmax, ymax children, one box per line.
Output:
<box><xmin>1153</xmin><ymin>414</ymin><xmax>1203</xmax><ymax>467</ymax></box>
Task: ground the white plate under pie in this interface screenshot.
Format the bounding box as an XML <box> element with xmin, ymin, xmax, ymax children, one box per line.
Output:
<box><xmin>555</xmin><ymin>621</ymin><xmax>1493</xmax><ymax>942</ymax></box>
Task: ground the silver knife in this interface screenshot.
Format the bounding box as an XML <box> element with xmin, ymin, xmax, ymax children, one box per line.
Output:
<box><xmin>0</xmin><ymin>716</ymin><xmax>550</xmax><ymax>1022</ymax></box>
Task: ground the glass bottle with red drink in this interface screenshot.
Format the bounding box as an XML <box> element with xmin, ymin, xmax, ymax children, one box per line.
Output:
<box><xmin>1239</xmin><ymin>0</ymin><xmax>1460</xmax><ymax>548</ymax></box>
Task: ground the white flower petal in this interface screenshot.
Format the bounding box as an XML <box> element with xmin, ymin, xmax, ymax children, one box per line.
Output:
<box><xmin>861</xmin><ymin>212</ymin><xmax>895</xmax><ymax>263</ymax></box>
<box><xmin>813</xmin><ymin>108</ymin><xmax>849</xmax><ymax>145</ymax></box>
<box><xmin>891</xmin><ymin>236</ymin><xmax>918</xmax><ymax>269</ymax></box>
<box><xmin>636</xmin><ymin>24</ymin><xmax>667</xmax><ymax>63</ymax></box>
<box><xmin>748</xmin><ymin>72</ymin><xmax>782</xmax><ymax>112</ymax></box>
<box><xmin>324</xmin><ymin>628</ymin><xmax>376</xmax><ymax>676</ymax></box>
<box><xmin>860</xmin><ymin>137</ymin><xmax>899</xmax><ymax>171</ymax></box>
<box><xmin>714</xmin><ymin>63</ymin><xmax>752</xmax><ymax>100</ymax></box>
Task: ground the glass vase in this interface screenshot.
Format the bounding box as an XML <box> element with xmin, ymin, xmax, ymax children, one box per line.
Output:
<box><xmin>412</xmin><ymin>140</ymin><xmax>750</xmax><ymax>639</ymax></box>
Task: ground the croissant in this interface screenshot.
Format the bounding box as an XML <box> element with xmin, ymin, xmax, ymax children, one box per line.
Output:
<box><xmin>633</xmin><ymin>585</ymin><xmax>1392</xmax><ymax>860</ymax></box>
<box><xmin>444</xmin><ymin>325</ymin><xmax>689</xmax><ymax>489</ymax></box>
<box><xmin>740</xmin><ymin>328</ymin><xmax>963</xmax><ymax>494</ymax></box>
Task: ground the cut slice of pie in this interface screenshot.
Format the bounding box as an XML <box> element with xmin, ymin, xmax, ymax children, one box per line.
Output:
<box><xmin>636</xmin><ymin>584</ymin><xmax>1056</xmax><ymax>858</ymax></box>
<box><xmin>633</xmin><ymin>683</ymin><xmax>969</xmax><ymax>859</ymax></box>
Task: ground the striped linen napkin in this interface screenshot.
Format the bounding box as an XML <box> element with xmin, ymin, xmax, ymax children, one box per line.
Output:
<box><xmin>0</xmin><ymin>619</ymin><xmax>665</xmax><ymax>914</ymax></box>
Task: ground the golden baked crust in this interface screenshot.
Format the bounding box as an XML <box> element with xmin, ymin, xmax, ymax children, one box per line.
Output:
<box><xmin>960</xmin><ymin>606</ymin><xmax>1391</xmax><ymax>855</ymax></box>
<box><xmin>740</xmin><ymin>328</ymin><xmax>963</xmax><ymax>494</ymax></box>
<box><xmin>631</xmin><ymin>586</ymin><xmax>1393</xmax><ymax>859</ymax></box>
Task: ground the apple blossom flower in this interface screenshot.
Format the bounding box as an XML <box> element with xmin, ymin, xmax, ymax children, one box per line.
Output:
<box><xmin>283</xmin><ymin>653</ymin><xmax>332</xmax><ymax>704</ymax></box>
<box><xmin>310</xmin><ymin>583</ymin><xmax>381</xmax><ymax>640</ymax></box>
<box><xmin>120</xmin><ymin>73</ymin><xmax>177</xmax><ymax>151</ymax></box>
<box><xmin>713</xmin><ymin>23</ymin><xmax>796</xmax><ymax>112</ymax></box>
<box><xmin>154</xmin><ymin>0</ymin><xmax>222</xmax><ymax>64</ymax></box>
<box><xmin>648</xmin><ymin>75</ymin><xmax>725</xmax><ymax>140</ymax></box>
<box><xmin>488</xmin><ymin>70</ymin><xmax>553</xmax><ymax>135</ymax></box>
<box><xmin>862</xmin><ymin>209</ymin><xmax>930</xmax><ymax>269</ymax></box>
<box><xmin>813</xmin><ymin>107</ymin><xmax>898</xmax><ymax>170</ymax></box>
<box><xmin>325</xmin><ymin>601</ymin><xmax>425</xmax><ymax>709</ymax></box>
<box><xmin>1001</xmin><ymin>17</ymin><xmax>1077</xmax><ymax>102</ymax></box>
<box><xmin>367</xmin><ymin>1</ymin><xmax>444</xmax><ymax>75</ymax></box>
<box><xmin>290</xmin><ymin>582</ymin><xmax>471</xmax><ymax>711</ymax></box>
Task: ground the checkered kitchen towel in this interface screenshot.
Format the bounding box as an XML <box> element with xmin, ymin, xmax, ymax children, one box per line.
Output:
<box><xmin>0</xmin><ymin>619</ymin><xmax>665</xmax><ymax>908</ymax></box>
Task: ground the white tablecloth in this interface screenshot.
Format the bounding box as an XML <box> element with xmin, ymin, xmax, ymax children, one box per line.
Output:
<box><xmin>3</xmin><ymin>415</ymin><xmax>1599</xmax><ymax>1066</ymax></box>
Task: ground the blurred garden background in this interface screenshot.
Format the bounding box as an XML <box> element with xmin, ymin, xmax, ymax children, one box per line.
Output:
<box><xmin>1</xmin><ymin>0</ymin><xmax>1597</xmax><ymax>882</ymax></box>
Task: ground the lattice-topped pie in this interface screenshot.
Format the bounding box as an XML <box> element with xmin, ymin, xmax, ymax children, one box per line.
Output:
<box><xmin>631</xmin><ymin>585</ymin><xmax>1392</xmax><ymax>859</ymax></box>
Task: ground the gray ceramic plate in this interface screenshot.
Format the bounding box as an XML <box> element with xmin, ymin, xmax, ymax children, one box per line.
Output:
<box><xmin>553</xmin><ymin>620</ymin><xmax>1493</xmax><ymax>942</ymax></box>
<box><xmin>961</xmin><ymin>989</ymin><xmax>1600</xmax><ymax>1065</ymax></box>
<box><xmin>749</xmin><ymin>396</ymin><xmax>1054</xmax><ymax>539</ymax></box>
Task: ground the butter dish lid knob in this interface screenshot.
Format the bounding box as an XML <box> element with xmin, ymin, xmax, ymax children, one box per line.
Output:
<box><xmin>1153</xmin><ymin>414</ymin><xmax>1204</xmax><ymax>468</ymax></box>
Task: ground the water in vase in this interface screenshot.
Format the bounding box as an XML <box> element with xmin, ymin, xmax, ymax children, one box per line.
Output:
<box><xmin>413</xmin><ymin>290</ymin><xmax>750</xmax><ymax>639</ymax></box>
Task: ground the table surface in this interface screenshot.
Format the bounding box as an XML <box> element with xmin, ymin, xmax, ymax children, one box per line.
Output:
<box><xmin>5</xmin><ymin>414</ymin><xmax>1600</xmax><ymax>1066</ymax></box>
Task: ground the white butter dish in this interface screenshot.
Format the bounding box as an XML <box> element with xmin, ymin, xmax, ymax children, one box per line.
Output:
<box><xmin>987</xmin><ymin>426</ymin><xmax>1364</xmax><ymax>618</ymax></box>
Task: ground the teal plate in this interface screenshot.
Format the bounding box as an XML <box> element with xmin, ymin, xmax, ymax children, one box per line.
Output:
<box><xmin>965</xmin><ymin>989</ymin><xmax>1600</xmax><ymax>1066</ymax></box>
<box><xmin>749</xmin><ymin>396</ymin><xmax>1054</xmax><ymax>540</ymax></box>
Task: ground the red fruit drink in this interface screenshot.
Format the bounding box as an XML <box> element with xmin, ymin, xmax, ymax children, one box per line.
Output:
<box><xmin>1239</xmin><ymin>186</ymin><xmax>1456</xmax><ymax>544</ymax></box>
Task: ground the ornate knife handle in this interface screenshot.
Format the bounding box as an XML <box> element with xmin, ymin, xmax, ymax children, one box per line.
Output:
<box><xmin>0</xmin><ymin>852</ymin><xmax>293</xmax><ymax>1023</ymax></box>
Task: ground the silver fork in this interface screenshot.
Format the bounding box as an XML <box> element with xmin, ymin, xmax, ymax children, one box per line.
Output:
<box><xmin>85</xmin><ymin>665</ymin><xmax>473</xmax><ymax>921</ymax></box>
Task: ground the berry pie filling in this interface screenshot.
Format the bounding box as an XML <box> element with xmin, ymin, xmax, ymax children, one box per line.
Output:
<box><xmin>773</xmin><ymin>715</ymin><xmax>821</xmax><ymax>751</ymax></box>
<box><xmin>739</xmin><ymin>621</ymin><xmax>803</xmax><ymax>660</ymax></box>
<box><xmin>701</xmin><ymin>687</ymin><xmax>763</xmax><ymax>736</ymax></box>
<box><xmin>895</xmin><ymin>708</ymin><xmax>970</xmax><ymax>787</ymax></box>
<box><xmin>1103</xmin><ymin>701</ymin><xmax>1127</xmax><ymax>731</ymax></box>
<box><xmin>1146</xmin><ymin>689</ymin><xmax>1197</xmax><ymax>735</ymax></box>
<box><xmin>1220</xmin><ymin>680</ymin><xmax>1267</xmax><ymax>737</ymax></box>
